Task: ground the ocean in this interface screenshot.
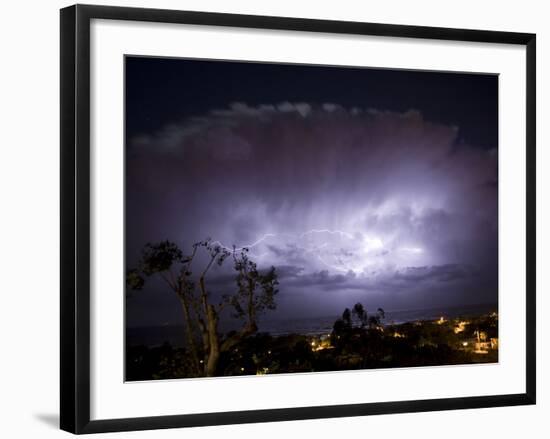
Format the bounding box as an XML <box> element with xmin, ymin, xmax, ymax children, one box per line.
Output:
<box><xmin>127</xmin><ymin>302</ymin><xmax>497</xmax><ymax>348</ymax></box>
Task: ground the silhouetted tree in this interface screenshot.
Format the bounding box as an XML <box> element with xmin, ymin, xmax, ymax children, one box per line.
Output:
<box><xmin>332</xmin><ymin>303</ymin><xmax>386</xmax><ymax>341</ymax></box>
<box><xmin>342</xmin><ymin>308</ymin><xmax>352</xmax><ymax>327</ymax></box>
<box><xmin>352</xmin><ymin>303</ymin><xmax>367</xmax><ymax>327</ymax></box>
<box><xmin>368</xmin><ymin>307</ymin><xmax>386</xmax><ymax>329</ymax></box>
<box><xmin>127</xmin><ymin>239</ymin><xmax>279</xmax><ymax>377</ymax></box>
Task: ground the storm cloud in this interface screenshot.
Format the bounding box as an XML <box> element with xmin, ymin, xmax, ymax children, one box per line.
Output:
<box><xmin>126</xmin><ymin>100</ymin><xmax>497</xmax><ymax>322</ymax></box>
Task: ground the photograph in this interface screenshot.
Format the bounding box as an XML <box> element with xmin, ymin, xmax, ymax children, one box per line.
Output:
<box><xmin>125</xmin><ymin>56</ymin><xmax>499</xmax><ymax>381</ymax></box>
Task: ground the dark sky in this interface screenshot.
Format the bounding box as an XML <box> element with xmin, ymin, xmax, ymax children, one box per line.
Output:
<box><xmin>125</xmin><ymin>56</ymin><xmax>498</xmax><ymax>328</ymax></box>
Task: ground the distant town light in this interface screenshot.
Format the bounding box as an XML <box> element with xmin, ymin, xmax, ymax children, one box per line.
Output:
<box><xmin>454</xmin><ymin>321</ymin><xmax>469</xmax><ymax>334</ymax></box>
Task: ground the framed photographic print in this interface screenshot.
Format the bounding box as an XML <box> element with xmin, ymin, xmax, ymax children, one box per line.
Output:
<box><xmin>60</xmin><ymin>4</ymin><xmax>536</xmax><ymax>434</ymax></box>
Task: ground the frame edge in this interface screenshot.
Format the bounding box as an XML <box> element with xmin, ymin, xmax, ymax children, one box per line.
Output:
<box><xmin>525</xmin><ymin>34</ymin><xmax>536</xmax><ymax>404</ymax></box>
<box><xmin>60</xmin><ymin>4</ymin><xmax>77</xmax><ymax>434</ymax></box>
<box><xmin>78</xmin><ymin>394</ymin><xmax>534</xmax><ymax>434</ymax></box>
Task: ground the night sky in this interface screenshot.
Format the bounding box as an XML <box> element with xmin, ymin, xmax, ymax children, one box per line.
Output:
<box><xmin>125</xmin><ymin>56</ymin><xmax>498</xmax><ymax>328</ymax></box>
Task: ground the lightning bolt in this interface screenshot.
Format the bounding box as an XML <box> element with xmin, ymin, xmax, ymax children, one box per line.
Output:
<box><xmin>211</xmin><ymin>229</ymin><xmax>423</xmax><ymax>274</ymax></box>
<box><xmin>211</xmin><ymin>233</ymin><xmax>279</xmax><ymax>252</ymax></box>
<box><xmin>212</xmin><ymin>229</ymin><xmax>353</xmax><ymax>251</ymax></box>
<box><xmin>300</xmin><ymin>229</ymin><xmax>354</xmax><ymax>239</ymax></box>
<box><xmin>211</xmin><ymin>229</ymin><xmax>364</xmax><ymax>272</ymax></box>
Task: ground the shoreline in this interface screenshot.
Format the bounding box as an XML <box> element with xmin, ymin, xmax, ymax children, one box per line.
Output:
<box><xmin>127</xmin><ymin>303</ymin><xmax>498</xmax><ymax>347</ymax></box>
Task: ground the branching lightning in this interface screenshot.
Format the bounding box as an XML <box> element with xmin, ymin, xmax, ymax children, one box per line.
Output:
<box><xmin>213</xmin><ymin>229</ymin><xmax>404</xmax><ymax>273</ymax></box>
<box><xmin>300</xmin><ymin>229</ymin><xmax>354</xmax><ymax>239</ymax></box>
<box><xmin>211</xmin><ymin>228</ymin><xmax>424</xmax><ymax>274</ymax></box>
<box><xmin>211</xmin><ymin>233</ymin><xmax>279</xmax><ymax>252</ymax></box>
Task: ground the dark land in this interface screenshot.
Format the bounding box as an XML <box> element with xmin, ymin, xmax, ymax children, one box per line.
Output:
<box><xmin>126</xmin><ymin>310</ymin><xmax>498</xmax><ymax>381</ymax></box>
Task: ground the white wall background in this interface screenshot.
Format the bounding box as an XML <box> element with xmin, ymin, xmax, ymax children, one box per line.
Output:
<box><xmin>0</xmin><ymin>0</ymin><xmax>546</xmax><ymax>437</ymax></box>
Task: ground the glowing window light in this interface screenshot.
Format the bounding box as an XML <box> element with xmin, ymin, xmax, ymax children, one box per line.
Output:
<box><xmin>454</xmin><ymin>321</ymin><xmax>469</xmax><ymax>334</ymax></box>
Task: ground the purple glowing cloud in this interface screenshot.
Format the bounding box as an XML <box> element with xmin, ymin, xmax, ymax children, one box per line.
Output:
<box><xmin>126</xmin><ymin>102</ymin><xmax>497</xmax><ymax>321</ymax></box>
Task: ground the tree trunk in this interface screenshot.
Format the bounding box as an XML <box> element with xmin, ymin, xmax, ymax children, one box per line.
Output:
<box><xmin>204</xmin><ymin>303</ymin><xmax>220</xmax><ymax>376</ymax></box>
<box><xmin>199</xmin><ymin>274</ymin><xmax>222</xmax><ymax>377</ymax></box>
<box><xmin>178</xmin><ymin>297</ymin><xmax>200</xmax><ymax>375</ymax></box>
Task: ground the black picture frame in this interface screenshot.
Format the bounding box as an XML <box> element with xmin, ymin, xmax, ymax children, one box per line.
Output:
<box><xmin>60</xmin><ymin>4</ymin><xmax>536</xmax><ymax>434</ymax></box>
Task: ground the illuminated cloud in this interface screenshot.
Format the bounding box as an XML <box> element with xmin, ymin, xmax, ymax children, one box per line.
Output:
<box><xmin>127</xmin><ymin>102</ymin><xmax>497</xmax><ymax>319</ymax></box>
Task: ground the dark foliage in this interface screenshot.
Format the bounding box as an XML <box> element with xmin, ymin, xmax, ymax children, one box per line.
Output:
<box><xmin>126</xmin><ymin>310</ymin><xmax>497</xmax><ymax>380</ymax></box>
<box><xmin>127</xmin><ymin>239</ymin><xmax>279</xmax><ymax>377</ymax></box>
